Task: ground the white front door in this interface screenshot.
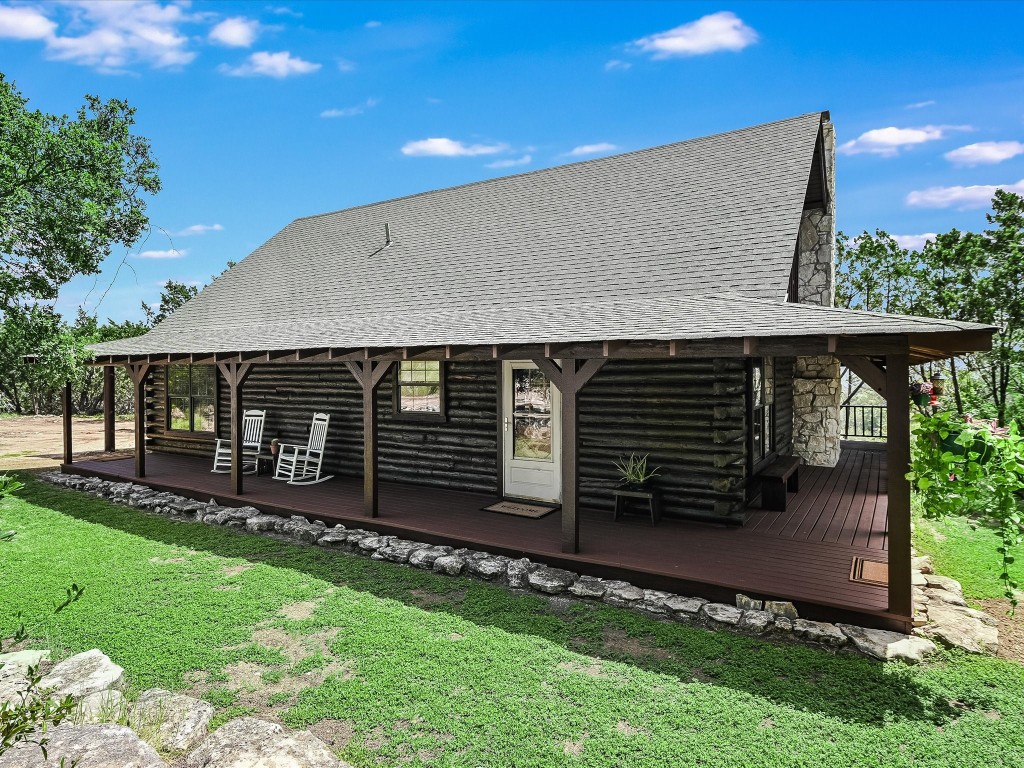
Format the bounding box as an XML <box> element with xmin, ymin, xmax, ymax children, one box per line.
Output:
<box><xmin>502</xmin><ymin>361</ymin><xmax>561</xmax><ymax>502</ymax></box>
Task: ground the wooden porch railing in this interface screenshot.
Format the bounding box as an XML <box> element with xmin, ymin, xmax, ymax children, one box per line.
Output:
<box><xmin>841</xmin><ymin>404</ymin><xmax>887</xmax><ymax>440</ymax></box>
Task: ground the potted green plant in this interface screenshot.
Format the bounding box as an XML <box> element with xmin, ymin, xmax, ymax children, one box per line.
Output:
<box><xmin>613</xmin><ymin>453</ymin><xmax>661</xmax><ymax>491</ymax></box>
<box><xmin>909</xmin><ymin>381</ymin><xmax>934</xmax><ymax>407</ymax></box>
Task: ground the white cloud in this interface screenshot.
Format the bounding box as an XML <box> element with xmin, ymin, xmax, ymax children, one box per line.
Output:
<box><xmin>631</xmin><ymin>12</ymin><xmax>757</xmax><ymax>59</ymax></box>
<box><xmin>43</xmin><ymin>1</ymin><xmax>198</xmax><ymax>72</ymax></box>
<box><xmin>0</xmin><ymin>5</ymin><xmax>56</xmax><ymax>39</ymax></box>
<box><xmin>176</xmin><ymin>224</ymin><xmax>224</xmax><ymax>236</ymax></box>
<box><xmin>906</xmin><ymin>179</ymin><xmax>1024</xmax><ymax>209</ymax></box>
<box><xmin>219</xmin><ymin>51</ymin><xmax>320</xmax><ymax>78</ymax></box>
<box><xmin>892</xmin><ymin>233</ymin><xmax>938</xmax><ymax>251</ymax></box>
<box><xmin>486</xmin><ymin>154</ymin><xmax>532</xmax><ymax>169</ymax></box>
<box><xmin>209</xmin><ymin>17</ymin><xmax>259</xmax><ymax>48</ymax></box>
<box><xmin>401</xmin><ymin>138</ymin><xmax>509</xmax><ymax>157</ymax></box>
<box><xmin>604</xmin><ymin>59</ymin><xmax>631</xmax><ymax>71</ymax></box>
<box><xmin>336</xmin><ymin>58</ymin><xmax>356</xmax><ymax>72</ymax></box>
<box><xmin>320</xmin><ymin>98</ymin><xmax>380</xmax><ymax>118</ymax></box>
<box><xmin>905</xmin><ymin>100</ymin><xmax>936</xmax><ymax>109</ymax></box>
<box><xmin>944</xmin><ymin>141</ymin><xmax>1024</xmax><ymax>166</ymax></box>
<box><xmin>365</xmin><ymin>20</ymin><xmax>382</xmax><ymax>28</ymax></box>
<box><xmin>838</xmin><ymin>125</ymin><xmax>970</xmax><ymax>157</ymax></box>
<box><xmin>134</xmin><ymin>248</ymin><xmax>187</xmax><ymax>259</ymax></box>
<box><xmin>266</xmin><ymin>6</ymin><xmax>302</xmax><ymax>17</ymax></box>
<box><xmin>567</xmin><ymin>142</ymin><xmax>619</xmax><ymax>157</ymax></box>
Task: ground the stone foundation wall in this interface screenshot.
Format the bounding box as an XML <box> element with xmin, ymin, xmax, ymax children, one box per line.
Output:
<box><xmin>792</xmin><ymin>121</ymin><xmax>841</xmax><ymax>467</ymax></box>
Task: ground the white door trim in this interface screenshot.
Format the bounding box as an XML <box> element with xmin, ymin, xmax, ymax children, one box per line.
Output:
<box><xmin>501</xmin><ymin>360</ymin><xmax>561</xmax><ymax>502</ymax></box>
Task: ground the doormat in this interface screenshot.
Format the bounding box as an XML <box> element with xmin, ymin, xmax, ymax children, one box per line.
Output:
<box><xmin>483</xmin><ymin>500</ymin><xmax>559</xmax><ymax>519</ymax></box>
<box><xmin>849</xmin><ymin>556</ymin><xmax>888</xmax><ymax>586</ymax></box>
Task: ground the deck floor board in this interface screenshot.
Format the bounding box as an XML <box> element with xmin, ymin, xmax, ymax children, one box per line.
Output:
<box><xmin>64</xmin><ymin>442</ymin><xmax>898</xmax><ymax>626</ymax></box>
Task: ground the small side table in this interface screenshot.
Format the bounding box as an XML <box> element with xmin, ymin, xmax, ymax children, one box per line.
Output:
<box><xmin>612</xmin><ymin>486</ymin><xmax>660</xmax><ymax>526</ymax></box>
<box><xmin>255</xmin><ymin>453</ymin><xmax>277</xmax><ymax>477</ymax></box>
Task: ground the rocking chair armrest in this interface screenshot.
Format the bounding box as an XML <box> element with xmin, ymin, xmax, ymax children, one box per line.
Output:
<box><xmin>276</xmin><ymin>442</ymin><xmax>307</xmax><ymax>455</ymax></box>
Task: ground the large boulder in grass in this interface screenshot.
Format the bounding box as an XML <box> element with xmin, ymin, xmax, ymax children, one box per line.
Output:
<box><xmin>0</xmin><ymin>724</ymin><xmax>164</xmax><ymax>768</ymax></box>
<box><xmin>39</xmin><ymin>650</ymin><xmax>124</xmax><ymax>700</ymax></box>
<box><xmin>527</xmin><ymin>566</ymin><xmax>578</xmax><ymax>594</ymax></box>
<box><xmin>837</xmin><ymin>624</ymin><xmax>937</xmax><ymax>663</ymax></box>
<box><xmin>131</xmin><ymin>688</ymin><xmax>214</xmax><ymax>753</ymax></box>
<box><xmin>184</xmin><ymin>717</ymin><xmax>345</xmax><ymax>768</ymax></box>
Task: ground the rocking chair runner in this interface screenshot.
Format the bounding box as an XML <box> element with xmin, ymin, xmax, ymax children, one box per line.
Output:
<box><xmin>274</xmin><ymin>412</ymin><xmax>333</xmax><ymax>485</ymax></box>
<box><xmin>211</xmin><ymin>409</ymin><xmax>267</xmax><ymax>475</ymax></box>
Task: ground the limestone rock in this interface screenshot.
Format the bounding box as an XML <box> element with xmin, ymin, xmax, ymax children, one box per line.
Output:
<box><xmin>184</xmin><ymin>716</ymin><xmax>344</xmax><ymax>768</ymax></box>
<box><xmin>432</xmin><ymin>554</ymin><xmax>465</xmax><ymax>576</ymax></box>
<box><xmin>792</xmin><ymin>619</ymin><xmax>846</xmax><ymax>647</ymax></box>
<box><xmin>0</xmin><ymin>723</ymin><xmax>164</xmax><ymax>767</ymax></box>
<box><xmin>504</xmin><ymin>558</ymin><xmax>535</xmax><ymax>588</ymax></box>
<box><xmin>356</xmin><ymin>535</ymin><xmax>390</xmax><ymax>552</ymax></box>
<box><xmin>912</xmin><ymin>555</ymin><xmax>934</xmax><ymax>574</ymax></box>
<box><xmin>836</xmin><ymin>624</ymin><xmax>937</xmax><ymax>663</ymax></box>
<box><xmin>764</xmin><ymin>600</ymin><xmax>799</xmax><ymax>620</ymax></box>
<box><xmin>0</xmin><ymin>649</ymin><xmax>50</xmax><ymax>678</ymax></box>
<box><xmin>924</xmin><ymin>574</ymin><xmax>963</xmax><ymax>594</ymax></box>
<box><xmin>641</xmin><ymin>590</ymin><xmax>673</xmax><ymax>614</ymax></box>
<box><xmin>377</xmin><ymin>540</ymin><xmax>424</xmax><ymax>564</ymax></box>
<box><xmin>953</xmin><ymin>605</ymin><xmax>999</xmax><ymax>627</ymax></box>
<box><xmin>408</xmin><ymin>546</ymin><xmax>452</xmax><ymax>569</ymax></box>
<box><xmin>77</xmin><ymin>689</ymin><xmax>127</xmax><ymax>724</ymax></box>
<box><xmin>602</xmin><ymin>581</ymin><xmax>644</xmax><ymax>607</ymax></box>
<box><xmin>132</xmin><ymin>688</ymin><xmax>213</xmax><ymax>753</ymax></box>
<box><xmin>245</xmin><ymin>514</ymin><xmax>280</xmax><ymax>533</ymax></box>
<box><xmin>0</xmin><ymin>672</ymin><xmax>30</xmax><ymax>707</ymax></box>
<box><xmin>467</xmin><ymin>557</ymin><xmax>508</xmax><ymax>581</ymax></box>
<box><xmin>924</xmin><ymin>587</ymin><xmax>967</xmax><ymax>607</ymax></box>
<box><xmin>281</xmin><ymin>517</ymin><xmax>325</xmax><ymax>544</ymax></box>
<box><xmin>664</xmin><ymin>596</ymin><xmax>707</xmax><ymax>617</ymax></box>
<box><xmin>701</xmin><ymin>603</ymin><xmax>741</xmax><ymax>626</ymax></box>
<box><xmin>315</xmin><ymin>527</ymin><xmax>349</xmax><ymax>548</ymax></box>
<box><xmin>527</xmin><ymin>566</ymin><xmax>578</xmax><ymax>594</ymax></box>
<box><xmin>738</xmin><ymin>610</ymin><xmax>773</xmax><ymax>634</ymax></box>
<box><xmin>568</xmin><ymin>575</ymin><xmax>607</xmax><ymax>599</ymax></box>
<box><xmin>735</xmin><ymin>594</ymin><xmax>763</xmax><ymax>611</ymax></box>
<box><xmin>39</xmin><ymin>650</ymin><xmax>124</xmax><ymax>700</ymax></box>
<box><xmin>918</xmin><ymin>605</ymin><xmax>999</xmax><ymax>654</ymax></box>
<box><xmin>773</xmin><ymin>617</ymin><xmax>793</xmax><ymax>634</ymax></box>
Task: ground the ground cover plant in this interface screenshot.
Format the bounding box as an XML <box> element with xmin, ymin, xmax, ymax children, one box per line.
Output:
<box><xmin>1</xmin><ymin>475</ymin><xmax>1023</xmax><ymax>766</ymax></box>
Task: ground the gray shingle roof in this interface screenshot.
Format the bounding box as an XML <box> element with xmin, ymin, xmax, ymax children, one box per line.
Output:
<box><xmin>91</xmin><ymin>112</ymin><xmax>991</xmax><ymax>357</ymax></box>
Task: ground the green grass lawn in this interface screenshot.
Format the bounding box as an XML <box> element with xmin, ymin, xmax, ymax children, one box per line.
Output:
<box><xmin>2</xmin><ymin>475</ymin><xmax>1024</xmax><ymax>766</ymax></box>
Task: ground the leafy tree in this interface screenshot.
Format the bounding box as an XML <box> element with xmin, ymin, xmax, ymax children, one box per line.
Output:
<box><xmin>70</xmin><ymin>311</ymin><xmax>147</xmax><ymax>414</ymax></box>
<box><xmin>0</xmin><ymin>305</ymin><xmax>82</xmax><ymax>415</ymax></box>
<box><xmin>0</xmin><ymin>73</ymin><xmax>161</xmax><ymax>305</ymax></box>
<box><xmin>141</xmin><ymin>279</ymin><xmax>198</xmax><ymax>326</ymax></box>
<box><xmin>835</xmin><ymin>230</ymin><xmax>921</xmax><ymax>314</ymax></box>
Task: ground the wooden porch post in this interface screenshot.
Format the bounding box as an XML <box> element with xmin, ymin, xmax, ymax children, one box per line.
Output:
<box><xmin>345</xmin><ymin>360</ymin><xmax>394</xmax><ymax>517</ymax></box>
<box><xmin>127</xmin><ymin>364</ymin><xmax>151</xmax><ymax>478</ymax></box>
<box><xmin>885</xmin><ymin>352</ymin><xmax>913</xmax><ymax>621</ymax></box>
<box><xmin>62</xmin><ymin>382</ymin><xmax>73</xmax><ymax>465</ymax></box>
<box><xmin>103</xmin><ymin>366</ymin><xmax>116</xmax><ymax>452</ymax></box>
<box><xmin>532</xmin><ymin>357</ymin><xmax>607</xmax><ymax>554</ymax></box>
<box><xmin>217</xmin><ymin>362</ymin><xmax>254</xmax><ymax>495</ymax></box>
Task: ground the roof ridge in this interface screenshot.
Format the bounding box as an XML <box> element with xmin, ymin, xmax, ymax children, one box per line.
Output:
<box><xmin>291</xmin><ymin>111</ymin><xmax>827</xmax><ymax>226</ymax></box>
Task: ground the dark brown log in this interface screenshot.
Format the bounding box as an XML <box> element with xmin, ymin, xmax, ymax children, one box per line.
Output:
<box><xmin>62</xmin><ymin>382</ymin><xmax>73</xmax><ymax>464</ymax></box>
<box><xmin>103</xmin><ymin>366</ymin><xmax>115</xmax><ymax>452</ymax></box>
<box><xmin>127</xmin><ymin>363</ymin><xmax>151</xmax><ymax>478</ymax></box>
<box><xmin>886</xmin><ymin>353</ymin><xmax>912</xmax><ymax>619</ymax></box>
<box><xmin>217</xmin><ymin>362</ymin><xmax>254</xmax><ymax>494</ymax></box>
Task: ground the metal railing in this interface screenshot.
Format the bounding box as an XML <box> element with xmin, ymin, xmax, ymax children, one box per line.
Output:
<box><xmin>841</xmin><ymin>404</ymin><xmax>887</xmax><ymax>440</ymax></box>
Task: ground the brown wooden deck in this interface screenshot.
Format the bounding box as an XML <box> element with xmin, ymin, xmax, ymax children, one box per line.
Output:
<box><xmin>64</xmin><ymin>442</ymin><xmax>903</xmax><ymax>629</ymax></box>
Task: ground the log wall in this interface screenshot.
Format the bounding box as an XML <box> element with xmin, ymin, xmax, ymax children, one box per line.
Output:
<box><xmin>143</xmin><ymin>357</ymin><xmax>778</xmax><ymax>522</ymax></box>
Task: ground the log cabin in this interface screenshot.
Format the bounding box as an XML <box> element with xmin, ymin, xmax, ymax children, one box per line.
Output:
<box><xmin>65</xmin><ymin>112</ymin><xmax>994</xmax><ymax>631</ymax></box>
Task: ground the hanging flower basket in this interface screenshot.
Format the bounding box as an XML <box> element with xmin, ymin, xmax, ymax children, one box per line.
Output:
<box><xmin>909</xmin><ymin>381</ymin><xmax>934</xmax><ymax>406</ymax></box>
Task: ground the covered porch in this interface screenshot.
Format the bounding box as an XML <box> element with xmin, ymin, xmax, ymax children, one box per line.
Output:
<box><xmin>62</xmin><ymin>441</ymin><xmax>898</xmax><ymax>629</ymax></box>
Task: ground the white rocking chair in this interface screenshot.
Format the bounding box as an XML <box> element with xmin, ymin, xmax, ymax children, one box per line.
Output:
<box><xmin>212</xmin><ymin>409</ymin><xmax>267</xmax><ymax>475</ymax></box>
<box><xmin>274</xmin><ymin>412</ymin><xmax>333</xmax><ymax>485</ymax></box>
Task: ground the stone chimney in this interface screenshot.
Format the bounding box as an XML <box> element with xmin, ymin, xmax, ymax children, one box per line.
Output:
<box><xmin>792</xmin><ymin>120</ymin><xmax>841</xmax><ymax>467</ymax></box>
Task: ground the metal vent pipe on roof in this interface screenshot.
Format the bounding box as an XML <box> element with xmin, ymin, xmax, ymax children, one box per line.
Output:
<box><xmin>384</xmin><ymin>222</ymin><xmax>392</xmax><ymax>246</ymax></box>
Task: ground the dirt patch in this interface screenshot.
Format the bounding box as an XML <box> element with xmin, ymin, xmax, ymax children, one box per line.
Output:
<box><xmin>279</xmin><ymin>600</ymin><xmax>319</xmax><ymax>620</ymax></box>
<box><xmin>615</xmin><ymin>720</ymin><xmax>645</xmax><ymax>736</ymax></box>
<box><xmin>362</xmin><ymin>724</ymin><xmax>387</xmax><ymax>751</ymax></box>
<box><xmin>557</xmin><ymin>660</ymin><xmax>607</xmax><ymax>678</ymax></box>
<box><xmin>309</xmin><ymin>719</ymin><xmax>356</xmax><ymax>749</ymax></box>
<box><xmin>977</xmin><ymin>599</ymin><xmax>1024</xmax><ymax>664</ymax></box>
<box><xmin>563</xmin><ymin>733</ymin><xmax>588</xmax><ymax>756</ymax></box>
<box><xmin>221</xmin><ymin>564</ymin><xmax>252</xmax><ymax>578</ymax></box>
<box><xmin>251</xmin><ymin>628</ymin><xmax>308</xmax><ymax>663</ymax></box>
<box><xmin>150</xmin><ymin>556</ymin><xmax>186</xmax><ymax>565</ymax></box>
<box><xmin>224</xmin><ymin>661</ymin><xmax>265</xmax><ymax>690</ymax></box>
<box><xmin>409</xmin><ymin>588</ymin><xmax>465</xmax><ymax>608</ymax></box>
<box><xmin>601</xmin><ymin>627</ymin><xmax>673</xmax><ymax>660</ymax></box>
<box><xmin>0</xmin><ymin>415</ymin><xmax>135</xmax><ymax>471</ymax></box>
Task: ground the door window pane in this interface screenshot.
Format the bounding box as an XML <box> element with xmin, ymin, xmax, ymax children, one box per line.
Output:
<box><xmin>512</xmin><ymin>368</ymin><xmax>552</xmax><ymax>460</ymax></box>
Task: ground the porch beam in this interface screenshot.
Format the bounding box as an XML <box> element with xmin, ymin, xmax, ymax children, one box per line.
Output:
<box><xmin>838</xmin><ymin>355</ymin><xmax>887</xmax><ymax>399</ymax></box>
<box><xmin>885</xmin><ymin>352</ymin><xmax>913</xmax><ymax>622</ymax></box>
<box><xmin>217</xmin><ymin>362</ymin><xmax>254</xmax><ymax>495</ymax></box>
<box><xmin>531</xmin><ymin>357</ymin><xmax>609</xmax><ymax>554</ymax></box>
<box><xmin>345</xmin><ymin>360</ymin><xmax>394</xmax><ymax>518</ymax></box>
<box><xmin>62</xmin><ymin>381</ymin><xmax>73</xmax><ymax>465</ymax></box>
<box><xmin>126</xmin><ymin>363</ymin><xmax>151</xmax><ymax>478</ymax></box>
<box><xmin>102</xmin><ymin>366</ymin><xmax>116</xmax><ymax>452</ymax></box>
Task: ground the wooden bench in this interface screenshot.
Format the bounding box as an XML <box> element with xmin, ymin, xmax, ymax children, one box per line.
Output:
<box><xmin>758</xmin><ymin>455</ymin><xmax>801</xmax><ymax>511</ymax></box>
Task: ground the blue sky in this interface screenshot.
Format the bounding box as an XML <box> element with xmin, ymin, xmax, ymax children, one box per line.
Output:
<box><xmin>2</xmin><ymin>1</ymin><xmax>1023</xmax><ymax>322</ymax></box>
